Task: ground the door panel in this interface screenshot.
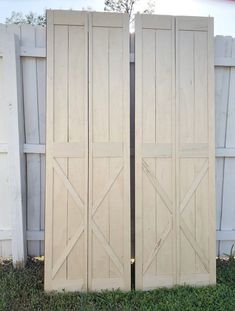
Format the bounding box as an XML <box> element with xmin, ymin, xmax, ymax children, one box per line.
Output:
<box><xmin>45</xmin><ymin>10</ymin><xmax>89</xmax><ymax>292</ymax></box>
<box><xmin>176</xmin><ymin>16</ymin><xmax>216</xmax><ymax>285</ymax></box>
<box><xmin>135</xmin><ymin>15</ymin><xmax>176</xmax><ymax>290</ymax></box>
<box><xmin>88</xmin><ymin>12</ymin><xmax>130</xmax><ymax>291</ymax></box>
<box><xmin>45</xmin><ymin>10</ymin><xmax>130</xmax><ymax>292</ymax></box>
<box><xmin>135</xmin><ymin>14</ymin><xmax>216</xmax><ymax>289</ymax></box>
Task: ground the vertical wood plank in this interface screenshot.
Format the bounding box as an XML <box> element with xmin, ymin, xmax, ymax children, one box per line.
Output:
<box><xmin>44</xmin><ymin>10</ymin><xmax>54</xmax><ymax>291</ymax></box>
<box><xmin>21</xmin><ymin>25</ymin><xmax>41</xmax><ymax>256</ymax></box>
<box><xmin>53</xmin><ymin>23</ymin><xmax>68</xmax><ymax>282</ymax></box>
<box><xmin>2</xmin><ymin>23</ymin><xmax>22</xmax><ymax>258</ymax></box>
<box><xmin>0</xmin><ymin>30</ymin><xmax>12</xmax><ymax>256</ymax></box>
<box><xmin>3</xmin><ymin>33</ymin><xmax>26</xmax><ymax>267</ymax></box>
<box><xmin>207</xmin><ymin>18</ymin><xmax>216</xmax><ymax>284</ymax></box>
<box><xmin>178</xmin><ymin>30</ymin><xmax>195</xmax><ymax>276</ymax></box>
<box><xmin>214</xmin><ymin>36</ymin><xmax>233</xmax><ymax>256</ymax></box>
<box><xmin>67</xmin><ymin>24</ymin><xmax>88</xmax><ymax>287</ymax></box>
<box><xmin>219</xmin><ymin>37</ymin><xmax>235</xmax><ymax>256</ymax></box>
<box><xmin>35</xmin><ymin>26</ymin><xmax>46</xmax><ymax>255</ymax></box>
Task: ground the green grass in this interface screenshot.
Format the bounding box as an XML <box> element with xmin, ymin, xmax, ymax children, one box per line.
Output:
<box><xmin>0</xmin><ymin>257</ymin><xmax>235</xmax><ymax>311</ymax></box>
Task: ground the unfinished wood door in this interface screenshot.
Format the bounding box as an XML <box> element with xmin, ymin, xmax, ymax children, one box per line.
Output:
<box><xmin>88</xmin><ymin>12</ymin><xmax>130</xmax><ymax>291</ymax></box>
<box><xmin>45</xmin><ymin>10</ymin><xmax>130</xmax><ymax>292</ymax></box>
<box><xmin>135</xmin><ymin>15</ymin><xmax>216</xmax><ymax>289</ymax></box>
<box><xmin>176</xmin><ymin>16</ymin><xmax>216</xmax><ymax>285</ymax></box>
<box><xmin>45</xmin><ymin>11</ymin><xmax>89</xmax><ymax>291</ymax></box>
<box><xmin>135</xmin><ymin>15</ymin><xmax>176</xmax><ymax>290</ymax></box>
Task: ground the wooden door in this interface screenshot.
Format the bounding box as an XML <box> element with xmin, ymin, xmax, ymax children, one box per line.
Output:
<box><xmin>135</xmin><ymin>15</ymin><xmax>216</xmax><ymax>289</ymax></box>
<box><xmin>45</xmin><ymin>11</ymin><xmax>89</xmax><ymax>291</ymax></box>
<box><xmin>45</xmin><ymin>10</ymin><xmax>130</xmax><ymax>292</ymax></box>
<box><xmin>88</xmin><ymin>12</ymin><xmax>130</xmax><ymax>291</ymax></box>
<box><xmin>135</xmin><ymin>15</ymin><xmax>176</xmax><ymax>290</ymax></box>
<box><xmin>176</xmin><ymin>16</ymin><xmax>216</xmax><ymax>285</ymax></box>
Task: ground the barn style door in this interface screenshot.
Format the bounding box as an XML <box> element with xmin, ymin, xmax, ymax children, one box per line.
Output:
<box><xmin>88</xmin><ymin>12</ymin><xmax>130</xmax><ymax>291</ymax></box>
<box><xmin>45</xmin><ymin>11</ymin><xmax>89</xmax><ymax>291</ymax></box>
<box><xmin>135</xmin><ymin>15</ymin><xmax>176</xmax><ymax>290</ymax></box>
<box><xmin>135</xmin><ymin>15</ymin><xmax>216</xmax><ymax>289</ymax></box>
<box><xmin>45</xmin><ymin>10</ymin><xmax>130</xmax><ymax>292</ymax></box>
<box><xmin>175</xmin><ymin>16</ymin><xmax>215</xmax><ymax>286</ymax></box>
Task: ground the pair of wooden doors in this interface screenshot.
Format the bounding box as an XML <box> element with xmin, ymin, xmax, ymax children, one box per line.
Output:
<box><xmin>45</xmin><ymin>10</ymin><xmax>216</xmax><ymax>292</ymax></box>
<box><xmin>135</xmin><ymin>15</ymin><xmax>216</xmax><ymax>289</ymax></box>
<box><xmin>45</xmin><ymin>11</ymin><xmax>130</xmax><ymax>291</ymax></box>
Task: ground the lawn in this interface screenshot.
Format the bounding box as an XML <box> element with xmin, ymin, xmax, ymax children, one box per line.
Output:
<box><xmin>0</xmin><ymin>257</ymin><xmax>235</xmax><ymax>311</ymax></box>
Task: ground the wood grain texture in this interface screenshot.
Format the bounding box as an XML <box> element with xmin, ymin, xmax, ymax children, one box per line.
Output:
<box><xmin>176</xmin><ymin>15</ymin><xmax>215</xmax><ymax>285</ymax></box>
<box><xmin>0</xmin><ymin>15</ymin><xmax>232</xmax><ymax>283</ymax></box>
<box><xmin>45</xmin><ymin>10</ymin><xmax>88</xmax><ymax>291</ymax></box>
<box><xmin>88</xmin><ymin>12</ymin><xmax>130</xmax><ymax>291</ymax></box>
<box><xmin>135</xmin><ymin>15</ymin><xmax>216</xmax><ymax>289</ymax></box>
<box><xmin>45</xmin><ymin>10</ymin><xmax>130</xmax><ymax>292</ymax></box>
<box><xmin>135</xmin><ymin>14</ymin><xmax>176</xmax><ymax>290</ymax></box>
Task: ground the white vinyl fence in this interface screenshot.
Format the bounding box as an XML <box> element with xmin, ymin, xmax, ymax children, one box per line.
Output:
<box><xmin>0</xmin><ymin>25</ymin><xmax>234</xmax><ymax>264</ymax></box>
<box><xmin>215</xmin><ymin>36</ymin><xmax>235</xmax><ymax>256</ymax></box>
<box><xmin>0</xmin><ymin>25</ymin><xmax>45</xmax><ymax>264</ymax></box>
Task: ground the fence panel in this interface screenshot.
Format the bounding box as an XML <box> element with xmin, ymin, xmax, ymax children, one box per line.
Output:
<box><xmin>0</xmin><ymin>29</ymin><xmax>26</xmax><ymax>266</ymax></box>
<box><xmin>21</xmin><ymin>25</ymin><xmax>46</xmax><ymax>256</ymax></box>
<box><xmin>215</xmin><ymin>36</ymin><xmax>235</xmax><ymax>256</ymax></box>
<box><xmin>0</xmin><ymin>24</ymin><xmax>46</xmax><ymax>260</ymax></box>
<box><xmin>0</xmin><ymin>32</ymin><xmax>12</xmax><ymax>258</ymax></box>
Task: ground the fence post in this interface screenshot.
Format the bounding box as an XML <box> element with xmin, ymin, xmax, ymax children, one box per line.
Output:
<box><xmin>3</xmin><ymin>33</ymin><xmax>26</xmax><ymax>267</ymax></box>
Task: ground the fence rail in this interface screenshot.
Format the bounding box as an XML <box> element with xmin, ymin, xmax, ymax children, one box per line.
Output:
<box><xmin>0</xmin><ymin>25</ymin><xmax>234</xmax><ymax>264</ymax></box>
